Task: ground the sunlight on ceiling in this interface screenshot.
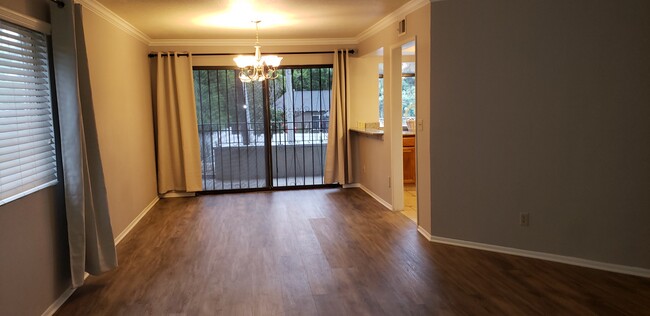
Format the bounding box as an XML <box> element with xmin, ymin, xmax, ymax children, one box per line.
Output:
<box><xmin>192</xmin><ymin>0</ymin><xmax>294</xmax><ymax>30</ymax></box>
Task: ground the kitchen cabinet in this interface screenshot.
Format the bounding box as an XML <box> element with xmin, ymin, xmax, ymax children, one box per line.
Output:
<box><xmin>403</xmin><ymin>135</ymin><xmax>415</xmax><ymax>184</ymax></box>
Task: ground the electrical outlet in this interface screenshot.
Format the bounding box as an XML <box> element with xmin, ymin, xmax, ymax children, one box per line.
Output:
<box><xmin>520</xmin><ymin>213</ymin><xmax>530</xmax><ymax>226</ymax></box>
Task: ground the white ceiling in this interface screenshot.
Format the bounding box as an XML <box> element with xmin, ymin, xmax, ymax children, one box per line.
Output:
<box><xmin>93</xmin><ymin>0</ymin><xmax>414</xmax><ymax>41</ymax></box>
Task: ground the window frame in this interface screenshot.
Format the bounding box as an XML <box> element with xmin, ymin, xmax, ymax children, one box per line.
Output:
<box><xmin>0</xmin><ymin>16</ymin><xmax>59</xmax><ymax>206</ymax></box>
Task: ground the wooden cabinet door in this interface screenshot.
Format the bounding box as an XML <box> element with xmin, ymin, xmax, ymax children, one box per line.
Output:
<box><xmin>403</xmin><ymin>146</ymin><xmax>416</xmax><ymax>184</ymax></box>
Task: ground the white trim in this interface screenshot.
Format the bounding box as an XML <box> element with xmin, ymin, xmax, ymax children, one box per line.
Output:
<box><xmin>113</xmin><ymin>196</ymin><xmax>160</xmax><ymax>245</ymax></box>
<box><xmin>342</xmin><ymin>183</ymin><xmax>360</xmax><ymax>189</ymax></box>
<box><xmin>356</xmin><ymin>0</ymin><xmax>431</xmax><ymax>42</ymax></box>
<box><xmin>40</xmin><ymin>287</ymin><xmax>75</xmax><ymax>316</ymax></box>
<box><xmin>417</xmin><ymin>226</ymin><xmax>432</xmax><ymax>240</ymax></box>
<box><xmin>41</xmin><ymin>196</ymin><xmax>160</xmax><ymax>316</ymax></box>
<box><xmin>426</xmin><ymin>235</ymin><xmax>650</xmax><ymax>278</ymax></box>
<box><xmin>149</xmin><ymin>37</ymin><xmax>358</xmax><ymax>47</ymax></box>
<box><xmin>358</xmin><ymin>184</ymin><xmax>393</xmax><ymax>210</ymax></box>
<box><xmin>0</xmin><ymin>6</ymin><xmax>50</xmax><ymax>34</ymax></box>
<box><xmin>161</xmin><ymin>192</ymin><xmax>196</xmax><ymax>198</ymax></box>
<box><xmin>0</xmin><ymin>180</ymin><xmax>58</xmax><ymax>207</ymax></box>
<box><xmin>75</xmin><ymin>0</ymin><xmax>151</xmax><ymax>44</ymax></box>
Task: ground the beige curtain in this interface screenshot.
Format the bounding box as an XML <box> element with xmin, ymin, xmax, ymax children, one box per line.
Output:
<box><xmin>151</xmin><ymin>53</ymin><xmax>202</xmax><ymax>194</ymax></box>
<box><xmin>325</xmin><ymin>49</ymin><xmax>351</xmax><ymax>184</ymax></box>
<box><xmin>50</xmin><ymin>0</ymin><xmax>117</xmax><ymax>288</ymax></box>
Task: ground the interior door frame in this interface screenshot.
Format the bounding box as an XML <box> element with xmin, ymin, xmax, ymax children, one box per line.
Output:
<box><xmin>388</xmin><ymin>37</ymin><xmax>418</xmax><ymax>223</ymax></box>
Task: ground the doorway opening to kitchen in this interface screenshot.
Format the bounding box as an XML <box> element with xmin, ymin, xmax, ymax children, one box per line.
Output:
<box><xmin>400</xmin><ymin>41</ymin><xmax>417</xmax><ymax>223</ymax></box>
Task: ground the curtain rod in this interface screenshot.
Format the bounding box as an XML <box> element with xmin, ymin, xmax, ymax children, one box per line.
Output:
<box><xmin>50</xmin><ymin>0</ymin><xmax>65</xmax><ymax>8</ymax></box>
<box><xmin>147</xmin><ymin>50</ymin><xmax>356</xmax><ymax>58</ymax></box>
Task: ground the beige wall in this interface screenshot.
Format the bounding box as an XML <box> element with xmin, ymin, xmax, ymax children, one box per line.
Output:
<box><xmin>350</xmin><ymin>4</ymin><xmax>431</xmax><ymax>228</ymax></box>
<box><xmin>429</xmin><ymin>0</ymin><xmax>650</xmax><ymax>269</ymax></box>
<box><xmin>349</xmin><ymin>56</ymin><xmax>381</xmax><ymax>126</ymax></box>
<box><xmin>81</xmin><ymin>7</ymin><xmax>158</xmax><ymax>237</ymax></box>
<box><xmin>0</xmin><ymin>3</ymin><xmax>70</xmax><ymax>316</ymax></box>
<box><xmin>190</xmin><ymin>52</ymin><xmax>335</xmax><ymax>68</ymax></box>
<box><xmin>348</xmin><ymin>55</ymin><xmax>392</xmax><ymax>200</ymax></box>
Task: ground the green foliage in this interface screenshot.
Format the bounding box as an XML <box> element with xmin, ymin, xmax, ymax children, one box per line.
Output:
<box><xmin>377</xmin><ymin>76</ymin><xmax>416</xmax><ymax>120</ymax></box>
<box><xmin>291</xmin><ymin>68</ymin><xmax>332</xmax><ymax>91</ymax></box>
<box><xmin>402</xmin><ymin>76</ymin><xmax>416</xmax><ymax>117</ymax></box>
<box><xmin>193</xmin><ymin>67</ymin><xmax>333</xmax><ymax>137</ymax></box>
<box><xmin>194</xmin><ymin>69</ymin><xmax>247</xmax><ymax>128</ymax></box>
<box><xmin>378</xmin><ymin>78</ymin><xmax>384</xmax><ymax>119</ymax></box>
<box><xmin>270</xmin><ymin>108</ymin><xmax>285</xmax><ymax>134</ymax></box>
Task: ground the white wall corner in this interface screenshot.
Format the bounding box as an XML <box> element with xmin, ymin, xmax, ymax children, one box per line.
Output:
<box><xmin>427</xmin><ymin>235</ymin><xmax>650</xmax><ymax>278</ymax></box>
<box><xmin>359</xmin><ymin>184</ymin><xmax>393</xmax><ymax>210</ymax></box>
<box><xmin>356</xmin><ymin>0</ymin><xmax>431</xmax><ymax>43</ymax></box>
<box><xmin>75</xmin><ymin>0</ymin><xmax>151</xmax><ymax>44</ymax></box>
<box><xmin>417</xmin><ymin>226</ymin><xmax>433</xmax><ymax>240</ymax></box>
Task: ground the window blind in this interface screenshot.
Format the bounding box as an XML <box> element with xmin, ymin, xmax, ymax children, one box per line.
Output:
<box><xmin>0</xmin><ymin>19</ymin><xmax>57</xmax><ymax>206</ymax></box>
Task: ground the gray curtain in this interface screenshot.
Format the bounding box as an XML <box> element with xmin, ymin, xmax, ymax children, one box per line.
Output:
<box><xmin>325</xmin><ymin>49</ymin><xmax>351</xmax><ymax>184</ymax></box>
<box><xmin>50</xmin><ymin>0</ymin><xmax>117</xmax><ymax>288</ymax></box>
<box><xmin>151</xmin><ymin>53</ymin><xmax>202</xmax><ymax>194</ymax></box>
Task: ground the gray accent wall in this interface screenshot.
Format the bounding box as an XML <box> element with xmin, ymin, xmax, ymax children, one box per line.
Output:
<box><xmin>0</xmin><ymin>3</ymin><xmax>71</xmax><ymax>315</ymax></box>
<box><xmin>0</xmin><ymin>1</ymin><xmax>159</xmax><ymax>315</ymax></box>
<box><xmin>429</xmin><ymin>0</ymin><xmax>650</xmax><ymax>269</ymax></box>
<box><xmin>0</xmin><ymin>187</ymin><xmax>69</xmax><ymax>316</ymax></box>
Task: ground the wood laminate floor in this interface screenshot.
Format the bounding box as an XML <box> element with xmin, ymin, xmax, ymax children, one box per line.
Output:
<box><xmin>402</xmin><ymin>184</ymin><xmax>417</xmax><ymax>223</ymax></box>
<box><xmin>56</xmin><ymin>188</ymin><xmax>650</xmax><ymax>315</ymax></box>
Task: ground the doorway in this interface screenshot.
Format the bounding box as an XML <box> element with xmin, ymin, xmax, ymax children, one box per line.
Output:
<box><xmin>400</xmin><ymin>41</ymin><xmax>417</xmax><ymax>223</ymax></box>
<box><xmin>192</xmin><ymin>66</ymin><xmax>333</xmax><ymax>191</ymax></box>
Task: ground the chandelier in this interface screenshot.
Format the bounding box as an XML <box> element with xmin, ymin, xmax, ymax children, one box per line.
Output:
<box><xmin>233</xmin><ymin>21</ymin><xmax>282</xmax><ymax>83</ymax></box>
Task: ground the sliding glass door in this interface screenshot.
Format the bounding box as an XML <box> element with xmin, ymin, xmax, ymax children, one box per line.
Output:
<box><xmin>193</xmin><ymin>66</ymin><xmax>332</xmax><ymax>192</ymax></box>
<box><xmin>193</xmin><ymin>68</ymin><xmax>267</xmax><ymax>190</ymax></box>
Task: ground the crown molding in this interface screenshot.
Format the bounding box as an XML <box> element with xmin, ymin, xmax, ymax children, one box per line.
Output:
<box><xmin>75</xmin><ymin>0</ymin><xmax>151</xmax><ymax>44</ymax></box>
<box><xmin>0</xmin><ymin>6</ymin><xmax>50</xmax><ymax>34</ymax></box>
<box><xmin>149</xmin><ymin>37</ymin><xmax>358</xmax><ymax>47</ymax></box>
<box><xmin>71</xmin><ymin>0</ymin><xmax>429</xmax><ymax>49</ymax></box>
<box><xmin>356</xmin><ymin>0</ymin><xmax>432</xmax><ymax>43</ymax></box>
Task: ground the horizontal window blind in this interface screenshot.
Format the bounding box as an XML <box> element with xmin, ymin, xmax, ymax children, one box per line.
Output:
<box><xmin>0</xmin><ymin>19</ymin><xmax>57</xmax><ymax>206</ymax></box>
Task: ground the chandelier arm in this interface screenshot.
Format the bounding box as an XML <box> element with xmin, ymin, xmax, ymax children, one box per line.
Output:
<box><xmin>234</xmin><ymin>20</ymin><xmax>282</xmax><ymax>83</ymax></box>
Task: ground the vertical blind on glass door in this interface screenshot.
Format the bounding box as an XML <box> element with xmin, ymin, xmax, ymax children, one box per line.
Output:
<box><xmin>0</xmin><ymin>19</ymin><xmax>57</xmax><ymax>205</ymax></box>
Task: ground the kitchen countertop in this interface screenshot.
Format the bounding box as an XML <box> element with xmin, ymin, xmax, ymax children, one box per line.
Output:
<box><xmin>349</xmin><ymin>128</ymin><xmax>416</xmax><ymax>136</ymax></box>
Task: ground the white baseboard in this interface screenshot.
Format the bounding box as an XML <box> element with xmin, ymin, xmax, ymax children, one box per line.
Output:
<box><xmin>358</xmin><ymin>184</ymin><xmax>393</xmax><ymax>210</ymax></box>
<box><xmin>114</xmin><ymin>196</ymin><xmax>160</xmax><ymax>245</ymax></box>
<box><xmin>342</xmin><ymin>183</ymin><xmax>360</xmax><ymax>189</ymax></box>
<box><xmin>40</xmin><ymin>286</ymin><xmax>75</xmax><ymax>316</ymax></box>
<box><xmin>41</xmin><ymin>196</ymin><xmax>160</xmax><ymax>316</ymax></box>
<box><xmin>426</xmin><ymin>234</ymin><xmax>650</xmax><ymax>278</ymax></box>
<box><xmin>417</xmin><ymin>226</ymin><xmax>432</xmax><ymax>240</ymax></box>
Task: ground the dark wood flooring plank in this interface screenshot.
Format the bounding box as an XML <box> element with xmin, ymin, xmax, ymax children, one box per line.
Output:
<box><xmin>54</xmin><ymin>188</ymin><xmax>650</xmax><ymax>316</ymax></box>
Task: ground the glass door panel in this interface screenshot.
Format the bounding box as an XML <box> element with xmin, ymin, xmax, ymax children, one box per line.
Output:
<box><xmin>268</xmin><ymin>67</ymin><xmax>332</xmax><ymax>187</ymax></box>
<box><xmin>193</xmin><ymin>66</ymin><xmax>332</xmax><ymax>191</ymax></box>
<box><xmin>194</xmin><ymin>68</ymin><xmax>267</xmax><ymax>190</ymax></box>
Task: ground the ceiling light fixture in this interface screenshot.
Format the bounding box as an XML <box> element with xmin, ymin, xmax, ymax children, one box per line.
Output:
<box><xmin>234</xmin><ymin>21</ymin><xmax>282</xmax><ymax>83</ymax></box>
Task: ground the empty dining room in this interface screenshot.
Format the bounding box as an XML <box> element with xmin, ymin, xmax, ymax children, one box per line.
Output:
<box><xmin>0</xmin><ymin>0</ymin><xmax>649</xmax><ymax>315</ymax></box>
